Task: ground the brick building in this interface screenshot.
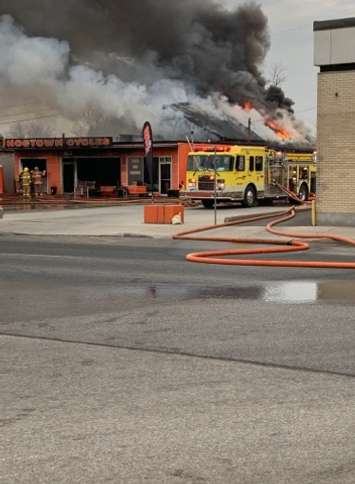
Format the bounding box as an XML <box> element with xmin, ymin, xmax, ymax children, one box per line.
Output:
<box><xmin>1</xmin><ymin>137</ymin><xmax>196</xmax><ymax>196</ymax></box>
<box><xmin>314</xmin><ymin>18</ymin><xmax>355</xmax><ymax>225</ymax></box>
<box><xmin>0</xmin><ymin>137</ymin><xmax>232</xmax><ymax>197</ymax></box>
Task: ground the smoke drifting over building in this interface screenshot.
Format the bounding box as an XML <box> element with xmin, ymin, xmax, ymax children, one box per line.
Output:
<box><xmin>0</xmin><ymin>0</ymin><xmax>312</xmax><ymax>143</ymax></box>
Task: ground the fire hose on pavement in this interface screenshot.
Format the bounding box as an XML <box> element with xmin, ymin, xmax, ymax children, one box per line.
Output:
<box><xmin>173</xmin><ymin>190</ymin><xmax>355</xmax><ymax>270</ymax></box>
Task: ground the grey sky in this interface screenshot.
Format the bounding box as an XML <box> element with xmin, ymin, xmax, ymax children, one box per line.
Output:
<box><xmin>224</xmin><ymin>0</ymin><xmax>355</xmax><ymax>130</ymax></box>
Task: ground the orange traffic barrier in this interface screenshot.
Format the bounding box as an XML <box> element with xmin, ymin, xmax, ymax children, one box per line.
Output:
<box><xmin>145</xmin><ymin>204</ymin><xmax>184</xmax><ymax>224</ymax></box>
<box><xmin>174</xmin><ymin>204</ymin><xmax>355</xmax><ymax>270</ymax></box>
<box><xmin>144</xmin><ymin>205</ymin><xmax>165</xmax><ymax>224</ymax></box>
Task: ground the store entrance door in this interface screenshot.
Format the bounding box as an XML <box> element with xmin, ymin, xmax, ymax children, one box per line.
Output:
<box><xmin>63</xmin><ymin>161</ymin><xmax>76</xmax><ymax>193</ymax></box>
<box><xmin>20</xmin><ymin>158</ymin><xmax>48</xmax><ymax>194</ymax></box>
<box><xmin>159</xmin><ymin>159</ymin><xmax>172</xmax><ymax>195</ymax></box>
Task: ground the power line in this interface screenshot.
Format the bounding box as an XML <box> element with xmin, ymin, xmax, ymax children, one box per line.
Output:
<box><xmin>0</xmin><ymin>110</ymin><xmax>58</xmax><ymax>122</ymax></box>
<box><xmin>0</xmin><ymin>112</ymin><xmax>59</xmax><ymax>126</ymax></box>
<box><xmin>0</xmin><ymin>110</ymin><xmax>57</xmax><ymax>121</ymax></box>
<box><xmin>0</xmin><ymin>102</ymin><xmax>41</xmax><ymax>112</ymax></box>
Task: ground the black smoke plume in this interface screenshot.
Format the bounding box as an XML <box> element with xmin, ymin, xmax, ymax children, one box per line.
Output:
<box><xmin>0</xmin><ymin>0</ymin><xmax>312</xmax><ymax>142</ymax></box>
<box><xmin>0</xmin><ymin>0</ymin><xmax>282</xmax><ymax>108</ymax></box>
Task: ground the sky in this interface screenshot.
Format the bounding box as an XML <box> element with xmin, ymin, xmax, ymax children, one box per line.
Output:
<box><xmin>224</xmin><ymin>0</ymin><xmax>355</xmax><ymax>130</ymax></box>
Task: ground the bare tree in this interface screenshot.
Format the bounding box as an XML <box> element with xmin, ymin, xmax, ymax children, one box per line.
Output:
<box><xmin>72</xmin><ymin>107</ymin><xmax>118</xmax><ymax>137</ymax></box>
<box><xmin>269</xmin><ymin>63</ymin><xmax>287</xmax><ymax>87</ymax></box>
<box><xmin>9</xmin><ymin>121</ymin><xmax>56</xmax><ymax>138</ymax></box>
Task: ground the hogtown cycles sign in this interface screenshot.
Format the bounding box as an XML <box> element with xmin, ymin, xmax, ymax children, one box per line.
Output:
<box><xmin>5</xmin><ymin>137</ymin><xmax>113</xmax><ymax>149</ymax></box>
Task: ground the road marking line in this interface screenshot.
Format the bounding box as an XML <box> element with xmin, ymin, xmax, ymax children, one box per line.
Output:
<box><xmin>0</xmin><ymin>253</ymin><xmax>82</xmax><ymax>260</ymax></box>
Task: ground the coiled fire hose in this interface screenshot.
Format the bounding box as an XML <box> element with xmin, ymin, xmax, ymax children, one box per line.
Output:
<box><xmin>174</xmin><ymin>190</ymin><xmax>355</xmax><ymax>269</ymax></box>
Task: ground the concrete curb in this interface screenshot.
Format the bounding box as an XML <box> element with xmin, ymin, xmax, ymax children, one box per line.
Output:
<box><xmin>1</xmin><ymin>228</ymin><xmax>354</xmax><ymax>240</ymax></box>
<box><xmin>0</xmin><ymin>231</ymin><xmax>162</xmax><ymax>239</ymax></box>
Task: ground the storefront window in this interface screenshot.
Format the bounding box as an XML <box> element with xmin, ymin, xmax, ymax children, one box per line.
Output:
<box><xmin>128</xmin><ymin>157</ymin><xmax>144</xmax><ymax>185</ymax></box>
<box><xmin>76</xmin><ymin>158</ymin><xmax>120</xmax><ymax>187</ymax></box>
<box><xmin>21</xmin><ymin>158</ymin><xmax>47</xmax><ymax>173</ymax></box>
<box><xmin>159</xmin><ymin>157</ymin><xmax>172</xmax><ymax>194</ymax></box>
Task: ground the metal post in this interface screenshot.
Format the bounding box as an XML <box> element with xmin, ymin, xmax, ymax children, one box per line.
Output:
<box><xmin>312</xmin><ymin>199</ymin><xmax>317</xmax><ymax>227</ymax></box>
<box><xmin>213</xmin><ymin>148</ymin><xmax>217</xmax><ymax>226</ymax></box>
<box><xmin>247</xmin><ymin>118</ymin><xmax>251</xmax><ymax>143</ymax></box>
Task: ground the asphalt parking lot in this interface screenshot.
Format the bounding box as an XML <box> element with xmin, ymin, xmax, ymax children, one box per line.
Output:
<box><xmin>1</xmin><ymin>233</ymin><xmax>355</xmax><ymax>483</ymax></box>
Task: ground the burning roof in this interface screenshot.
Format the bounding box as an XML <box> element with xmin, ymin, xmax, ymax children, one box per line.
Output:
<box><xmin>171</xmin><ymin>103</ymin><xmax>263</xmax><ymax>142</ymax></box>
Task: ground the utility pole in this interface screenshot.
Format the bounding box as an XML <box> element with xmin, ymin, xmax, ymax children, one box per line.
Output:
<box><xmin>213</xmin><ymin>146</ymin><xmax>217</xmax><ymax>226</ymax></box>
<box><xmin>208</xmin><ymin>138</ymin><xmax>218</xmax><ymax>226</ymax></box>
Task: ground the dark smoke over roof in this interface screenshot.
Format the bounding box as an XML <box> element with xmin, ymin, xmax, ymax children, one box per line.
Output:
<box><xmin>172</xmin><ymin>102</ymin><xmax>263</xmax><ymax>142</ymax></box>
<box><xmin>0</xmin><ymin>0</ymin><xmax>278</xmax><ymax>108</ymax></box>
<box><xmin>0</xmin><ymin>0</ymin><xmax>313</xmax><ymax>143</ymax></box>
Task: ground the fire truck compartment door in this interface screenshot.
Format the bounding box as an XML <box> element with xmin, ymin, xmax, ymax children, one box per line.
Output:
<box><xmin>256</xmin><ymin>172</ymin><xmax>264</xmax><ymax>183</ymax></box>
<box><xmin>235</xmin><ymin>173</ymin><xmax>246</xmax><ymax>181</ymax></box>
<box><xmin>235</xmin><ymin>175</ymin><xmax>246</xmax><ymax>187</ymax></box>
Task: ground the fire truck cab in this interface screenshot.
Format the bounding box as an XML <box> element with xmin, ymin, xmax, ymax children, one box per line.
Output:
<box><xmin>183</xmin><ymin>145</ymin><xmax>288</xmax><ymax>208</ymax></box>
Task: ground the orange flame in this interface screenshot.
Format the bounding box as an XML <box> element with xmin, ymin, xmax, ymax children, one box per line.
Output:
<box><xmin>241</xmin><ymin>102</ymin><xmax>293</xmax><ymax>140</ymax></box>
<box><xmin>265</xmin><ymin>118</ymin><xmax>291</xmax><ymax>140</ymax></box>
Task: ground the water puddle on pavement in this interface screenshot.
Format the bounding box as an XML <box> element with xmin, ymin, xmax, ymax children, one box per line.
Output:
<box><xmin>122</xmin><ymin>281</ymin><xmax>355</xmax><ymax>305</ymax></box>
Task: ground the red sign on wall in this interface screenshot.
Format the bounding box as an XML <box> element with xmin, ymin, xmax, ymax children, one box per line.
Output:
<box><xmin>143</xmin><ymin>122</ymin><xmax>153</xmax><ymax>157</ymax></box>
<box><xmin>4</xmin><ymin>137</ymin><xmax>113</xmax><ymax>150</ymax></box>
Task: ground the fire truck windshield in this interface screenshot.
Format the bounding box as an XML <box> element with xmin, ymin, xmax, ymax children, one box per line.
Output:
<box><xmin>187</xmin><ymin>155</ymin><xmax>234</xmax><ymax>172</ymax></box>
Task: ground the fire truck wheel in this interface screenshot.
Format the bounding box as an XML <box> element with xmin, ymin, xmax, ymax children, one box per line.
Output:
<box><xmin>298</xmin><ymin>183</ymin><xmax>309</xmax><ymax>202</ymax></box>
<box><xmin>243</xmin><ymin>185</ymin><xmax>257</xmax><ymax>208</ymax></box>
<box><xmin>202</xmin><ymin>199</ymin><xmax>215</xmax><ymax>209</ymax></box>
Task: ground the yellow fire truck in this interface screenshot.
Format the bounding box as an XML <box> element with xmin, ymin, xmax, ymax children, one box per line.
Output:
<box><xmin>287</xmin><ymin>151</ymin><xmax>317</xmax><ymax>202</ymax></box>
<box><xmin>183</xmin><ymin>144</ymin><xmax>315</xmax><ymax>208</ymax></box>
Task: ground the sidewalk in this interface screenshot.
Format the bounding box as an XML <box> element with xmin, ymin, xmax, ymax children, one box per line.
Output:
<box><xmin>1</xmin><ymin>204</ymin><xmax>355</xmax><ymax>240</ymax></box>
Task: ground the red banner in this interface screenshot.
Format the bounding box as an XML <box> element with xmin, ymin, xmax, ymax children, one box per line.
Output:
<box><xmin>142</xmin><ymin>122</ymin><xmax>154</xmax><ymax>192</ymax></box>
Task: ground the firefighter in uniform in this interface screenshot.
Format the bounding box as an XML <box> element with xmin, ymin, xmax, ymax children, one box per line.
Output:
<box><xmin>20</xmin><ymin>167</ymin><xmax>32</xmax><ymax>199</ymax></box>
<box><xmin>32</xmin><ymin>166</ymin><xmax>46</xmax><ymax>197</ymax></box>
